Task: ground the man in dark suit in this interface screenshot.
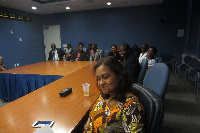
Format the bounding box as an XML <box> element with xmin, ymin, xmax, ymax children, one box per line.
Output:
<box><xmin>70</xmin><ymin>42</ymin><xmax>88</xmax><ymax>61</ymax></box>
<box><xmin>48</xmin><ymin>43</ymin><xmax>66</xmax><ymax>61</ymax></box>
<box><xmin>120</xmin><ymin>42</ymin><xmax>140</xmax><ymax>83</ymax></box>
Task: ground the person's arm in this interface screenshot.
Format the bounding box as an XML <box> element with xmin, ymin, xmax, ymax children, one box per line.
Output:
<box><xmin>83</xmin><ymin>52</ymin><xmax>89</xmax><ymax>61</ymax></box>
<box><xmin>121</xmin><ymin>97</ymin><xmax>145</xmax><ymax>132</ymax></box>
<box><xmin>90</xmin><ymin>51</ymin><xmax>94</xmax><ymax>61</ymax></box>
<box><xmin>127</xmin><ymin>57</ymin><xmax>140</xmax><ymax>83</ymax></box>
<box><xmin>0</xmin><ymin>65</ymin><xmax>6</xmax><ymax>71</ymax></box>
<box><xmin>48</xmin><ymin>51</ymin><xmax>52</xmax><ymax>60</ymax></box>
<box><xmin>84</xmin><ymin>117</ymin><xmax>90</xmax><ymax>130</ymax></box>
<box><xmin>70</xmin><ymin>51</ymin><xmax>76</xmax><ymax>61</ymax></box>
<box><xmin>100</xmin><ymin>50</ymin><xmax>104</xmax><ymax>58</ymax></box>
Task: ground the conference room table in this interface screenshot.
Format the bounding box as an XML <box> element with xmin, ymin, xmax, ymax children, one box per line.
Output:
<box><xmin>0</xmin><ymin>61</ymin><xmax>100</xmax><ymax>133</ymax></box>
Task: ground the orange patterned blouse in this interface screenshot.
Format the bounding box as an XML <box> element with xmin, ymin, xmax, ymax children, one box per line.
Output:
<box><xmin>84</xmin><ymin>95</ymin><xmax>145</xmax><ymax>133</ymax></box>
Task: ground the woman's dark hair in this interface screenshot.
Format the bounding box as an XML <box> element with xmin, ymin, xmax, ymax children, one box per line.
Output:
<box><xmin>111</xmin><ymin>44</ymin><xmax>117</xmax><ymax>49</ymax></box>
<box><xmin>142</xmin><ymin>43</ymin><xmax>149</xmax><ymax>52</ymax></box>
<box><xmin>149</xmin><ymin>46</ymin><xmax>157</xmax><ymax>55</ymax></box>
<box><xmin>93</xmin><ymin>56</ymin><xmax>132</xmax><ymax>102</ymax></box>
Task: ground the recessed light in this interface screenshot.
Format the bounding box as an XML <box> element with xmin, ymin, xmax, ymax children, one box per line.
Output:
<box><xmin>32</xmin><ymin>6</ymin><xmax>37</xmax><ymax>10</ymax></box>
<box><xmin>66</xmin><ymin>7</ymin><xmax>70</xmax><ymax>10</ymax></box>
<box><xmin>107</xmin><ymin>2</ymin><xmax>111</xmax><ymax>5</ymax></box>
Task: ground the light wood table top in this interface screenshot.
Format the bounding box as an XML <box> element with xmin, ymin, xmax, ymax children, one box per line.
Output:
<box><xmin>0</xmin><ymin>61</ymin><xmax>100</xmax><ymax>133</ymax></box>
<box><xmin>1</xmin><ymin>61</ymin><xmax>93</xmax><ymax>76</ymax></box>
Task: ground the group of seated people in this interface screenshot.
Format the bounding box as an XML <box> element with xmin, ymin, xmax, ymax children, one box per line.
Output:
<box><xmin>2</xmin><ymin>42</ymin><xmax>161</xmax><ymax>132</ymax></box>
<box><xmin>48</xmin><ymin>42</ymin><xmax>104</xmax><ymax>62</ymax></box>
<box><xmin>48</xmin><ymin>42</ymin><xmax>158</xmax><ymax>84</ymax></box>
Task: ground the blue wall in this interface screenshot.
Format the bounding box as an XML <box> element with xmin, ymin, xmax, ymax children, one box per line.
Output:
<box><xmin>0</xmin><ymin>0</ymin><xmax>187</xmax><ymax>69</ymax></box>
<box><xmin>43</xmin><ymin>1</ymin><xmax>186</xmax><ymax>59</ymax></box>
<box><xmin>0</xmin><ymin>7</ymin><xmax>45</xmax><ymax>69</ymax></box>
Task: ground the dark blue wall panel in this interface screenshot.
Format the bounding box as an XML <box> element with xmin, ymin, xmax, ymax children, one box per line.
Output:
<box><xmin>43</xmin><ymin>2</ymin><xmax>186</xmax><ymax>59</ymax></box>
<box><xmin>0</xmin><ymin>7</ymin><xmax>45</xmax><ymax>69</ymax></box>
<box><xmin>0</xmin><ymin>0</ymin><xmax>187</xmax><ymax>69</ymax></box>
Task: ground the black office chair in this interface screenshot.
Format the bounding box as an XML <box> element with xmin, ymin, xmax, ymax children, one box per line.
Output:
<box><xmin>132</xmin><ymin>83</ymin><xmax>164</xmax><ymax>133</ymax></box>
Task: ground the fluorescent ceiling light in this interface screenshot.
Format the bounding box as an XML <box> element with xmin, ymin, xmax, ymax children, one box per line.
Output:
<box><xmin>107</xmin><ymin>2</ymin><xmax>111</xmax><ymax>5</ymax></box>
<box><xmin>66</xmin><ymin>7</ymin><xmax>70</xmax><ymax>9</ymax></box>
<box><xmin>32</xmin><ymin>6</ymin><xmax>37</xmax><ymax>10</ymax></box>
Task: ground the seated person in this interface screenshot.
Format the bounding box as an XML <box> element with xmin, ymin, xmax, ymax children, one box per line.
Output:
<box><xmin>86</xmin><ymin>44</ymin><xmax>92</xmax><ymax>59</ymax></box>
<box><xmin>119</xmin><ymin>42</ymin><xmax>141</xmax><ymax>83</ymax></box>
<box><xmin>65</xmin><ymin>44</ymin><xmax>73</xmax><ymax>61</ymax></box>
<box><xmin>70</xmin><ymin>42</ymin><xmax>88</xmax><ymax>61</ymax></box>
<box><xmin>132</xmin><ymin>44</ymin><xmax>141</xmax><ymax>59</ymax></box>
<box><xmin>145</xmin><ymin>46</ymin><xmax>157</xmax><ymax>70</ymax></box>
<box><xmin>90</xmin><ymin>43</ymin><xmax>104</xmax><ymax>61</ymax></box>
<box><xmin>48</xmin><ymin>43</ymin><xmax>66</xmax><ymax>61</ymax></box>
<box><xmin>84</xmin><ymin>56</ymin><xmax>145</xmax><ymax>132</ymax></box>
<box><xmin>139</xmin><ymin>43</ymin><xmax>148</xmax><ymax>64</ymax></box>
<box><xmin>0</xmin><ymin>56</ymin><xmax>6</xmax><ymax>71</ymax></box>
<box><xmin>108</xmin><ymin>44</ymin><xmax>121</xmax><ymax>60</ymax></box>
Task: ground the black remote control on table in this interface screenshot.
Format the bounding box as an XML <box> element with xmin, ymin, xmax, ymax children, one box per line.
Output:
<box><xmin>59</xmin><ymin>88</ymin><xmax>72</xmax><ymax>97</ymax></box>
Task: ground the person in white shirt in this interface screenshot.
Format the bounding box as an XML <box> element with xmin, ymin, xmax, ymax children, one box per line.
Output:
<box><xmin>139</xmin><ymin>43</ymin><xmax>148</xmax><ymax>63</ymax></box>
<box><xmin>145</xmin><ymin>46</ymin><xmax>157</xmax><ymax>71</ymax></box>
<box><xmin>65</xmin><ymin>44</ymin><xmax>73</xmax><ymax>61</ymax></box>
<box><xmin>90</xmin><ymin>44</ymin><xmax>104</xmax><ymax>61</ymax></box>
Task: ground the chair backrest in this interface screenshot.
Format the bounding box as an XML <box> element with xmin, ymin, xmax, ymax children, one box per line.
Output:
<box><xmin>104</xmin><ymin>50</ymin><xmax>108</xmax><ymax>57</ymax></box>
<box><xmin>132</xmin><ymin>83</ymin><xmax>164</xmax><ymax>133</ymax></box>
<box><xmin>184</xmin><ymin>55</ymin><xmax>191</xmax><ymax>64</ymax></box>
<box><xmin>138</xmin><ymin>59</ymin><xmax>148</xmax><ymax>84</ymax></box>
<box><xmin>143</xmin><ymin>63</ymin><xmax>170</xmax><ymax>98</ymax></box>
<box><xmin>156</xmin><ymin>57</ymin><xmax>163</xmax><ymax>63</ymax></box>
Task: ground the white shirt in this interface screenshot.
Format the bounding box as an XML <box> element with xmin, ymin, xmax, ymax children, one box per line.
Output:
<box><xmin>52</xmin><ymin>49</ymin><xmax>59</xmax><ymax>61</ymax></box>
<box><xmin>65</xmin><ymin>48</ymin><xmax>72</xmax><ymax>54</ymax></box>
<box><xmin>139</xmin><ymin>52</ymin><xmax>147</xmax><ymax>63</ymax></box>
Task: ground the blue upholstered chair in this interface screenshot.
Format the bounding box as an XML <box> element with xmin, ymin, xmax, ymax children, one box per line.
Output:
<box><xmin>138</xmin><ymin>59</ymin><xmax>148</xmax><ymax>84</ymax></box>
<box><xmin>143</xmin><ymin>63</ymin><xmax>170</xmax><ymax>98</ymax></box>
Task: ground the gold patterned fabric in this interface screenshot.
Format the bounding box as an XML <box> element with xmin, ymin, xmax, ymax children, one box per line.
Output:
<box><xmin>84</xmin><ymin>95</ymin><xmax>145</xmax><ymax>133</ymax></box>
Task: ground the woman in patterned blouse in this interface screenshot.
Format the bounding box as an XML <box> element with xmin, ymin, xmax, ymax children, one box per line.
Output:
<box><xmin>84</xmin><ymin>56</ymin><xmax>145</xmax><ymax>133</ymax></box>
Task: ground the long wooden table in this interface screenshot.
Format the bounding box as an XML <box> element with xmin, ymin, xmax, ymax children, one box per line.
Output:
<box><xmin>0</xmin><ymin>61</ymin><xmax>100</xmax><ymax>133</ymax></box>
<box><xmin>1</xmin><ymin>61</ymin><xmax>93</xmax><ymax>76</ymax></box>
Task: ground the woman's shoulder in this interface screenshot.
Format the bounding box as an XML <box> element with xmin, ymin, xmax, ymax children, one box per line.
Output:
<box><xmin>124</xmin><ymin>92</ymin><xmax>142</xmax><ymax>106</ymax></box>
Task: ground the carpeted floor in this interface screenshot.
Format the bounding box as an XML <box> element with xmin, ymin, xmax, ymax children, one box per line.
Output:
<box><xmin>162</xmin><ymin>72</ymin><xmax>200</xmax><ymax>133</ymax></box>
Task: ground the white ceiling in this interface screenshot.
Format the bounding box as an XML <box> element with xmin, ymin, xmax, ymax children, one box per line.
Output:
<box><xmin>0</xmin><ymin>0</ymin><xmax>164</xmax><ymax>15</ymax></box>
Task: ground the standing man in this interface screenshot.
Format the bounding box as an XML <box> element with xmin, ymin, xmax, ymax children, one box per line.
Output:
<box><xmin>90</xmin><ymin>44</ymin><xmax>104</xmax><ymax>61</ymax></box>
<box><xmin>48</xmin><ymin>43</ymin><xmax>66</xmax><ymax>61</ymax></box>
<box><xmin>70</xmin><ymin>42</ymin><xmax>88</xmax><ymax>61</ymax></box>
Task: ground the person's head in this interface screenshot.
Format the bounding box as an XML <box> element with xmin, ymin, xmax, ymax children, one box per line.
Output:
<box><xmin>78</xmin><ymin>43</ymin><xmax>83</xmax><ymax>52</ymax></box>
<box><xmin>92</xmin><ymin>43</ymin><xmax>98</xmax><ymax>51</ymax></box>
<box><xmin>67</xmin><ymin>44</ymin><xmax>71</xmax><ymax>49</ymax></box>
<box><xmin>119</xmin><ymin>42</ymin><xmax>131</xmax><ymax>58</ymax></box>
<box><xmin>0</xmin><ymin>56</ymin><xmax>3</xmax><ymax>65</ymax></box>
<box><xmin>111</xmin><ymin>44</ymin><xmax>117</xmax><ymax>53</ymax></box>
<box><xmin>132</xmin><ymin>44</ymin><xmax>138</xmax><ymax>50</ymax></box>
<box><xmin>93</xmin><ymin>56</ymin><xmax>132</xmax><ymax>101</ymax></box>
<box><xmin>79</xmin><ymin>42</ymin><xmax>84</xmax><ymax>47</ymax></box>
<box><xmin>88</xmin><ymin>44</ymin><xmax>92</xmax><ymax>50</ymax></box>
<box><xmin>51</xmin><ymin>43</ymin><xmax>56</xmax><ymax>50</ymax></box>
<box><xmin>147</xmin><ymin>46</ymin><xmax>157</xmax><ymax>59</ymax></box>
<box><xmin>141</xmin><ymin>43</ymin><xmax>148</xmax><ymax>53</ymax></box>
